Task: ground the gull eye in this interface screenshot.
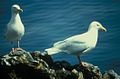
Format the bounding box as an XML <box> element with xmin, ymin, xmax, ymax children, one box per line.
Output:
<box><xmin>13</xmin><ymin>7</ymin><xmax>17</xmax><ymax>9</ymax></box>
<box><xmin>96</xmin><ymin>24</ymin><xmax>99</xmax><ymax>26</ymax></box>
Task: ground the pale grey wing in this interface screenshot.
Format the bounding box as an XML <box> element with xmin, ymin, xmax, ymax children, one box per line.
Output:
<box><xmin>54</xmin><ymin>41</ymin><xmax>65</xmax><ymax>46</ymax></box>
<box><xmin>63</xmin><ymin>41</ymin><xmax>88</xmax><ymax>54</ymax></box>
<box><xmin>53</xmin><ymin>40</ymin><xmax>88</xmax><ymax>54</ymax></box>
<box><xmin>53</xmin><ymin>34</ymin><xmax>86</xmax><ymax>48</ymax></box>
<box><xmin>53</xmin><ymin>40</ymin><xmax>68</xmax><ymax>49</ymax></box>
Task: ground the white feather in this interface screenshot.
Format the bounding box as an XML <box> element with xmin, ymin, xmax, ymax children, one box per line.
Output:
<box><xmin>6</xmin><ymin>4</ymin><xmax>24</xmax><ymax>42</ymax></box>
<box><xmin>45</xmin><ymin>21</ymin><xmax>107</xmax><ymax>56</ymax></box>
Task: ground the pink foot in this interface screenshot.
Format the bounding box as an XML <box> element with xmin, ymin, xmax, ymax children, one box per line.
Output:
<box><xmin>12</xmin><ymin>48</ymin><xmax>23</xmax><ymax>53</ymax></box>
<box><xmin>14</xmin><ymin>48</ymin><xmax>23</xmax><ymax>51</ymax></box>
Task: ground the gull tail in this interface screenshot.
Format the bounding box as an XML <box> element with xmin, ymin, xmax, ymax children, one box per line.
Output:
<box><xmin>45</xmin><ymin>47</ymin><xmax>61</xmax><ymax>55</ymax></box>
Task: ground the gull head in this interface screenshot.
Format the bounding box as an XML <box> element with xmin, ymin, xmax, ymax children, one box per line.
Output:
<box><xmin>12</xmin><ymin>4</ymin><xmax>23</xmax><ymax>13</ymax></box>
<box><xmin>90</xmin><ymin>21</ymin><xmax>107</xmax><ymax>32</ymax></box>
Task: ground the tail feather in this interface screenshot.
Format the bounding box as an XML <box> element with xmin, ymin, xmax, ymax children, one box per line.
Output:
<box><xmin>45</xmin><ymin>47</ymin><xmax>61</xmax><ymax>55</ymax></box>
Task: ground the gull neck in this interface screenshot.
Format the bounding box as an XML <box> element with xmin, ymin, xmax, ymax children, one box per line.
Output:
<box><xmin>11</xmin><ymin>11</ymin><xmax>21</xmax><ymax>23</ymax></box>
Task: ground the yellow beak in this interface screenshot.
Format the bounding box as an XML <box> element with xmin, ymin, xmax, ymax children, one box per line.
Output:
<box><xmin>18</xmin><ymin>9</ymin><xmax>23</xmax><ymax>12</ymax></box>
<box><xmin>100</xmin><ymin>26</ymin><xmax>107</xmax><ymax>32</ymax></box>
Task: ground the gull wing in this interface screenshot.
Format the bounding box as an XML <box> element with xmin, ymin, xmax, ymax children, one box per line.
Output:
<box><xmin>53</xmin><ymin>38</ymin><xmax>88</xmax><ymax>54</ymax></box>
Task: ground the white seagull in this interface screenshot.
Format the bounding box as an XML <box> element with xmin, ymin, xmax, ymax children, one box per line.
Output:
<box><xmin>6</xmin><ymin>4</ymin><xmax>25</xmax><ymax>52</ymax></box>
<box><xmin>45</xmin><ymin>21</ymin><xmax>107</xmax><ymax>65</ymax></box>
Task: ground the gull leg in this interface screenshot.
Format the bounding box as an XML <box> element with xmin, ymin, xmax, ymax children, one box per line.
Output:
<box><xmin>11</xmin><ymin>42</ymin><xmax>15</xmax><ymax>52</ymax></box>
<box><xmin>12</xmin><ymin>48</ymin><xmax>15</xmax><ymax>52</ymax></box>
<box><xmin>17</xmin><ymin>40</ymin><xmax>20</xmax><ymax>48</ymax></box>
<box><xmin>16</xmin><ymin>40</ymin><xmax>22</xmax><ymax>51</ymax></box>
<box><xmin>77</xmin><ymin>55</ymin><xmax>83</xmax><ymax>66</ymax></box>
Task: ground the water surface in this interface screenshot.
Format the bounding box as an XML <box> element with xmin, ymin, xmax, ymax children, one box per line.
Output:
<box><xmin>0</xmin><ymin>0</ymin><xmax>120</xmax><ymax>73</ymax></box>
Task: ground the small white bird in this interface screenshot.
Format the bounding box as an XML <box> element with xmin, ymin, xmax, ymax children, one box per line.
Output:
<box><xmin>45</xmin><ymin>21</ymin><xmax>107</xmax><ymax>65</ymax></box>
<box><xmin>6</xmin><ymin>4</ymin><xmax>25</xmax><ymax>52</ymax></box>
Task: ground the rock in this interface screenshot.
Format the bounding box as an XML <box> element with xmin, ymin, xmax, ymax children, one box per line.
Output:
<box><xmin>72</xmin><ymin>69</ymin><xmax>79</xmax><ymax>75</ymax></box>
<box><xmin>0</xmin><ymin>49</ymin><xmax>119</xmax><ymax>79</ymax></box>
<box><xmin>73</xmin><ymin>62</ymin><xmax>102</xmax><ymax>79</ymax></box>
<box><xmin>55</xmin><ymin>68</ymin><xmax>71</xmax><ymax>79</ymax></box>
<box><xmin>53</xmin><ymin>60</ymin><xmax>72</xmax><ymax>70</ymax></box>
<box><xmin>31</xmin><ymin>51</ymin><xmax>54</xmax><ymax>67</ymax></box>
<box><xmin>1</xmin><ymin>49</ymin><xmax>36</xmax><ymax>66</ymax></box>
<box><xmin>78</xmin><ymin>72</ymin><xmax>84</xmax><ymax>79</ymax></box>
<box><xmin>52</xmin><ymin>61</ymin><xmax>102</xmax><ymax>79</ymax></box>
<box><xmin>103</xmin><ymin>70</ymin><xmax>120</xmax><ymax>79</ymax></box>
<box><xmin>71</xmin><ymin>69</ymin><xmax>84</xmax><ymax>79</ymax></box>
<box><xmin>0</xmin><ymin>49</ymin><xmax>52</xmax><ymax>79</ymax></box>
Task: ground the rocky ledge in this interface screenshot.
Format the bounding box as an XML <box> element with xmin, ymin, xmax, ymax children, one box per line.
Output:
<box><xmin>0</xmin><ymin>49</ymin><xmax>119</xmax><ymax>79</ymax></box>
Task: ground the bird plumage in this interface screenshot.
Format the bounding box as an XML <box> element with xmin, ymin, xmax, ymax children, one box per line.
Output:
<box><xmin>45</xmin><ymin>21</ymin><xmax>107</xmax><ymax>64</ymax></box>
<box><xmin>6</xmin><ymin>4</ymin><xmax>24</xmax><ymax>50</ymax></box>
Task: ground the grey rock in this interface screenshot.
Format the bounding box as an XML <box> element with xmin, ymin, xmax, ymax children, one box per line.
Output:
<box><xmin>103</xmin><ymin>70</ymin><xmax>120</xmax><ymax>79</ymax></box>
<box><xmin>31</xmin><ymin>51</ymin><xmax>54</xmax><ymax>67</ymax></box>
<box><xmin>53</xmin><ymin>60</ymin><xmax>72</xmax><ymax>70</ymax></box>
<box><xmin>73</xmin><ymin>62</ymin><xmax>102</xmax><ymax>79</ymax></box>
<box><xmin>78</xmin><ymin>72</ymin><xmax>84</xmax><ymax>79</ymax></box>
<box><xmin>0</xmin><ymin>49</ymin><xmax>120</xmax><ymax>79</ymax></box>
<box><xmin>1</xmin><ymin>49</ymin><xmax>36</xmax><ymax>66</ymax></box>
<box><xmin>71</xmin><ymin>69</ymin><xmax>84</xmax><ymax>79</ymax></box>
<box><xmin>72</xmin><ymin>69</ymin><xmax>79</xmax><ymax>75</ymax></box>
<box><xmin>55</xmin><ymin>67</ymin><xmax>71</xmax><ymax>79</ymax></box>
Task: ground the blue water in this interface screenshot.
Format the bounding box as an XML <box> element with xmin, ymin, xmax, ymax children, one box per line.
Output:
<box><xmin>0</xmin><ymin>0</ymin><xmax>120</xmax><ymax>73</ymax></box>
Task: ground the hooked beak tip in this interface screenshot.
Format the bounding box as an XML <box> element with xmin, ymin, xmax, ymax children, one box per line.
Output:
<box><xmin>104</xmin><ymin>29</ymin><xmax>107</xmax><ymax>32</ymax></box>
<box><xmin>102</xmin><ymin>27</ymin><xmax>107</xmax><ymax>32</ymax></box>
<box><xmin>19</xmin><ymin>9</ymin><xmax>23</xmax><ymax>12</ymax></box>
